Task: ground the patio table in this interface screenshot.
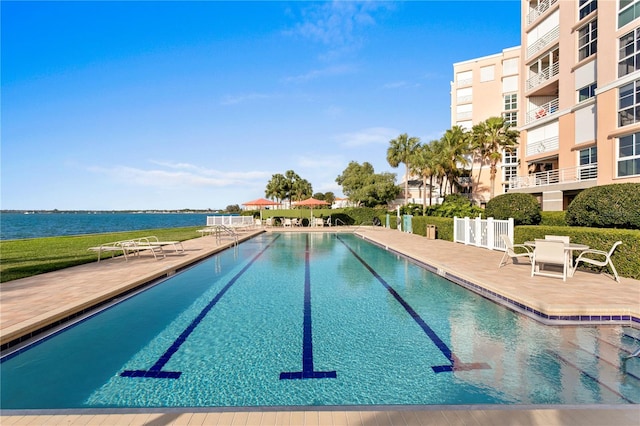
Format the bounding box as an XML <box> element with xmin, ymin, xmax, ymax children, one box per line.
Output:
<box><xmin>524</xmin><ymin>241</ymin><xmax>590</xmax><ymax>277</ymax></box>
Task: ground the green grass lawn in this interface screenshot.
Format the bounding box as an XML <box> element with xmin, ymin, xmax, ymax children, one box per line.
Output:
<box><xmin>0</xmin><ymin>227</ymin><xmax>202</xmax><ymax>283</ymax></box>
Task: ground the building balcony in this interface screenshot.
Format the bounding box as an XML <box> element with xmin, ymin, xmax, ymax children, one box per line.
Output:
<box><xmin>527</xmin><ymin>26</ymin><xmax>559</xmax><ymax>59</ymax></box>
<box><xmin>456</xmin><ymin>78</ymin><xmax>473</xmax><ymax>87</ymax></box>
<box><xmin>525</xmin><ymin>98</ymin><xmax>559</xmax><ymax>124</ymax></box>
<box><xmin>526</xmin><ymin>0</ymin><xmax>559</xmax><ymax>25</ymax></box>
<box><xmin>526</xmin><ymin>61</ymin><xmax>559</xmax><ymax>91</ymax></box>
<box><xmin>509</xmin><ymin>164</ymin><xmax>597</xmax><ymax>190</ymax></box>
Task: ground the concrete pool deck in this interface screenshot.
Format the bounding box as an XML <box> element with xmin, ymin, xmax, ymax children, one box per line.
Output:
<box><xmin>1</xmin><ymin>226</ymin><xmax>639</xmax><ymax>425</ymax></box>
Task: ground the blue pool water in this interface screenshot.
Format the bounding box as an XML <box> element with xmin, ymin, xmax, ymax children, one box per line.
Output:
<box><xmin>2</xmin><ymin>233</ymin><xmax>639</xmax><ymax>408</ymax></box>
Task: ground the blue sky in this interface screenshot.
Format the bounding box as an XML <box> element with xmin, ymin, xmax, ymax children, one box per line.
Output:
<box><xmin>2</xmin><ymin>1</ymin><xmax>521</xmax><ymax>210</ymax></box>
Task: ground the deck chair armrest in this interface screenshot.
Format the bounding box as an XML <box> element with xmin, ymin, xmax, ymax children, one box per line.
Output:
<box><xmin>575</xmin><ymin>249</ymin><xmax>607</xmax><ymax>261</ymax></box>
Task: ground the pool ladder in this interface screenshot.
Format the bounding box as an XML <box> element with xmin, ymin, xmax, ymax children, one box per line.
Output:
<box><xmin>214</xmin><ymin>225</ymin><xmax>238</xmax><ymax>246</ymax></box>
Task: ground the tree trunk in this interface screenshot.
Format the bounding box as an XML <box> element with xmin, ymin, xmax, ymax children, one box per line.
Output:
<box><xmin>404</xmin><ymin>164</ymin><xmax>410</xmax><ymax>205</ymax></box>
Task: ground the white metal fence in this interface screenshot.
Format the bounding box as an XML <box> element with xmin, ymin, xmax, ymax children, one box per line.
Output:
<box><xmin>206</xmin><ymin>215</ymin><xmax>255</xmax><ymax>227</ymax></box>
<box><xmin>453</xmin><ymin>216</ymin><xmax>514</xmax><ymax>251</ymax></box>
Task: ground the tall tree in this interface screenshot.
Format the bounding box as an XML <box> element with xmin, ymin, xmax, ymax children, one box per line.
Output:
<box><xmin>411</xmin><ymin>143</ymin><xmax>435</xmax><ymax>212</ymax></box>
<box><xmin>336</xmin><ymin>161</ymin><xmax>399</xmax><ymax>207</ymax></box>
<box><xmin>439</xmin><ymin>126</ymin><xmax>471</xmax><ymax>195</ymax></box>
<box><xmin>265</xmin><ymin>173</ymin><xmax>287</xmax><ymax>203</ymax></box>
<box><xmin>387</xmin><ymin>133</ymin><xmax>421</xmax><ymax>205</ymax></box>
<box><xmin>472</xmin><ymin>117</ymin><xmax>519</xmax><ymax>199</ymax></box>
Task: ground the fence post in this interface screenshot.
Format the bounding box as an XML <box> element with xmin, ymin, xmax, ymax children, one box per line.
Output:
<box><xmin>487</xmin><ymin>217</ymin><xmax>494</xmax><ymax>250</ymax></box>
<box><xmin>464</xmin><ymin>216</ymin><xmax>470</xmax><ymax>245</ymax></box>
<box><xmin>453</xmin><ymin>216</ymin><xmax>458</xmax><ymax>242</ymax></box>
<box><xmin>508</xmin><ymin>218</ymin><xmax>514</xmax><ymax>243</ymax></box>
<box><xmin>474</xmin><ymin>216</ymin><xmax>482</xmax><ymax>247</ymax></box>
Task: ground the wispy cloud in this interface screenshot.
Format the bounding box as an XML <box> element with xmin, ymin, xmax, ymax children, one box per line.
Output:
<box><xmin>284</xmin><ymin>1</ymin><xmax>392</xmax><ymax>56</ymax></box>
<box><xmin>219</xmin><ymin>92</ymin><xmax>275</xmax><ymax>106</ymax></box>
<box><xmin>336</xmin><ymin>127</ymin><xmax>399</xmax><ymax>148</ymax></box>
<box><xmin>382</xmin><ymin>81</ymin><xmax>422</xmax><ymax>90</ymax></box>
<box><xmin>282</xmin><ymin>64</ymin><xmax>356</xmax><ymax>83</ymax></box>
<box><xmin>88</xmin><ymin>161</ymin><xmax>271</xmax><ymax>188</ymax></box>
<box><xmin>296</xmin><ymin>154</ymin><xmax>344</xmax><ymax>169</ymax></box>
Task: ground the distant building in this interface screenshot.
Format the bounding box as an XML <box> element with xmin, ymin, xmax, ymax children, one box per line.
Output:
<box><xmin>331</xmin><ymin>197</ymin><xmax>356</xmax><ymax>209</ymax></box>
<box><xmin>451</xmin><ymin>46</ymin><xmax>521</xmax><ymax>207</ymax></box>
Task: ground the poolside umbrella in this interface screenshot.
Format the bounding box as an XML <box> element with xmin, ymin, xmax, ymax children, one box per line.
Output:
<box><xmin>294</xmin><ymin>197</ymin><xmax>329</xmax><ymax>225</ymax></box>
<box><xmin>242</xmin><ymin>198</ymin><xmax>280</xmax><ymax>220</ymax></box>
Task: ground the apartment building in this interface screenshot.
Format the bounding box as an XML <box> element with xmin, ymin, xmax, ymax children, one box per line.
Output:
<box><xmin>452</xmin><ymin>0</ymin><xmax>640</xmax><ymax>211</ymax></box>
<box><xmin>451</xmin><ymin>46</ymin><xmax>521</xmax><ymax>206</ymax></box>
<box><xmin>514</xmin><ymin>0</ymin><xmax>640</xmax><ymax>210</ymax></box>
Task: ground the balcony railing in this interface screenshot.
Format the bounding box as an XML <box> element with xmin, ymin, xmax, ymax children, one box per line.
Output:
<box><xmin>509</xmin><ymin>164</ymin><xmax>598</xmax><ymax>190</ymax></box>
<box><xmin>527</xmin><ymin>0</ymin><xmax>559</xmax><ymax>25</ymax></box>
<box><xmin>526</xmin><ymin>61</ymin><xmax>559</xmax><ymax>91</ymax></box>
<box><xmin>526</xmin><ymin>98</ymin><xmax>559</xmax><ymax>124</ymax></box>
<box><xmin>527</xmin><ymin>26</ymin><xmax>560</xmax><ymax>58</ymax></box>
<box><xmin>457</xmin><ymin>78</ymin><xmax>472</xmax><ymax>87</ymax></box>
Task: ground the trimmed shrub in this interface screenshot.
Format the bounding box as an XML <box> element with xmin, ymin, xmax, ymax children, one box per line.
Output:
<box><xmin>566</xmin><ymin>183</ymin><xmax>640</xmax><ymax>229</ymax></box>
<box><xmin>540</xmin><ymin>211</ymin><xmax>567</xmax><ymax>226</ymax></box>
<box><xmin>412</xmin><ymin>216</ymin><xmax>454</xmax><ymax>241</ymax></box>
<box><xmin>402</xmin><ymin>195</ymin><xmax>482</xmax><ymax>218</ymax></box>
<box><xmin>485</xmin><ymin>193</ymin><xmax>541</xmax><ymax>225</ymax></box>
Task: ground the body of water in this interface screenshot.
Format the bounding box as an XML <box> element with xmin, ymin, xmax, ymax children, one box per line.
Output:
<box><xmin>0</xmin><ymin>212</ymin><xmax>212</xmax><ymax>240</ymax></box>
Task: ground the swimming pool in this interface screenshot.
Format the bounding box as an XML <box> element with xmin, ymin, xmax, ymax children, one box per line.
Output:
<box><xmin>2</xmin><ymin>233</ymin><xmax>639</xmax><ymax>408</ymax></box>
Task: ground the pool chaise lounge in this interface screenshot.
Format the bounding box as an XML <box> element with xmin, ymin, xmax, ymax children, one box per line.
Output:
<box><xmin>135</xmin><ymin>236</ymin><xmax>185</xmax><ymax>253</ymax></box>
<box><xmin>87</xmin><ymin>236</ymin><xmax>182</xmax><ymax>261</ymax></box>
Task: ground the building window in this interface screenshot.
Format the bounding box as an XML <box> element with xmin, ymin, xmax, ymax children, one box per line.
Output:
<box><xmin>579</xmin><ymin>146</ymin><xmax>597</xmax><ymax>179</ymax></box>
<box><xmin>502</xmin><ymin>148</ymin><xmax>518</xmax><ymax>193</ymax></box>
<box><xmin>619</xmin><ymin>0</ymin><xmax>640</xmax><ymax>29</ymax></box>
<box><xmin>578</xmin><ymin>83</ymin><xmax>597</xmax><ymax>102</ymax></box>
<box><xmin>618</xmin><ymin>27</ymin><xmax>640</xmax><ymax>77</ymax></box>
<box><xmin>504</xmin><ymin>94</ymin><xmax>517</xmax><ymax>111</ymax></box>
<box><xmin>503</xmin><ymin>112</ymin><xmax>518</xmax><ymax>126</ymax></box>
<box><xmin>618</xmin><ymin>132</ymin><xmax>640</xmax><ymax>176</ymax></box>
<box><xmin>480</xmin><ymin>65</ymin><xmax>495</xmax><ymax>82</ymax></box>
<box><xmin>580</xmin><ymin>0</ymin><xmax>597</xmax><ymax>19</ymax></box>
<box><xmin>578</xmin><ymin>20</ymin><xmax>597</xmax><ymax>61</ymax></box>
<box><xmin>618</xmin><ymin>79</ymin><xmax>640</xmax><ymax>126</ymax></box>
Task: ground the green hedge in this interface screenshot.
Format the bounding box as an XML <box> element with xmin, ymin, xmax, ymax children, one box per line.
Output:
<box><xmin>540</xmin><ymin>211</ymin><xmax>567</xmax><ymax>226</ymax></box>
<box><xmin>411</xmin><ymin>216</ymin><xmax>454</xmax><ymax>241</ymax></box>
<box><xmin>515</xmin><ymin>225</ymin><xmax>640</xmax><ymax>280</ymax></box>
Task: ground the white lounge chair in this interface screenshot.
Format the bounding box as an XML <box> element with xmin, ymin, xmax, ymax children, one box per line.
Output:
<box><xmin>498</xmin><ymin>234</ymin><xmax>532</xmax><ymax>268</ymax></box>
<box><xmin>283</xmin><ymin>218</ymin><xmax>292</xmax><ymax>227</ymax></box>
<box><xmin>531</xmin><ymin>239</ymin><xmax>569</xmax><ymax>281</ymax></box>
<box><xmin>573</xmin><ymin>241</ymin><xmax>622</xmax><ymax>283</ymax></box>
<box><xmin>136</xmin><ymin>236</ymin><xmax>184</xmax><ymax>253</ymax></box>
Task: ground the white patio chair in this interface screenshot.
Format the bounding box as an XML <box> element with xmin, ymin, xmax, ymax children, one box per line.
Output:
<box><xmin>545</xmin><ymin>235</ymin><xmax>570</xmax><ymax>243</ymax></box>
<box><xmin>283</xmin><ymin>218</ymin><xmax>292</xmax><ymax>227</ymax></box>
<box><xmin>531</xmin><ymin>239</ymin><xmax>569</xmax><ymax>281</ymax></box>
<box><xmin>573</xmin><ymin>241</ymin><xmax>622</xmax><ymax>283</ymax></box>
<box><xmin>498</xmin><ymin>234</ymin><xmax>533</xmax><ymax>268</ymax></box>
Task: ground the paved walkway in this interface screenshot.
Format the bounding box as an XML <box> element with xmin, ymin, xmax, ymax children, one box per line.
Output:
<box><xmin>1</xmin><ymin>227</ymin><xmax>639</xmax><ymax>425</ymax></box>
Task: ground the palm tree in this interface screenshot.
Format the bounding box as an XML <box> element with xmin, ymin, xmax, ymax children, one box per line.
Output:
<box><xmin>472</xmin><ymin>117</ymin><xmax>519</xmax><ymax>200</ymax></box>
<box><xmin>411</xmin><ymin>142</ymin><xmax>439</xmax><ymax>213</ymax></box>
<box><xmin>439</xmin><ymin>126</ymin><xmax>470</xmax><ymax>195</ymax></box>
<box><xmin>387</xmin><ymin>133</ymin><xmax>421</xmax><ymax>205</ymax></box>
<box><xmin>265</xmin><ymin>173</ymin><xmax>287</xmax><ymax>203</ymax></box>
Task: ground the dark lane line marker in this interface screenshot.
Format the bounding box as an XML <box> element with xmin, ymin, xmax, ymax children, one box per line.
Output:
<box><xmin>337</xmin><ymin>235</ymin><xmax>490</xmax><ymax>374</ymax></box>
<box><xmin>121</xmin><ymin>235</ymin><xmax>281</xmax><ymax>379</ymax></box>
<box><xmin>280</xmin><ymin>234</ymin><xmax>337</xmax><ymax>380</ymax></box>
